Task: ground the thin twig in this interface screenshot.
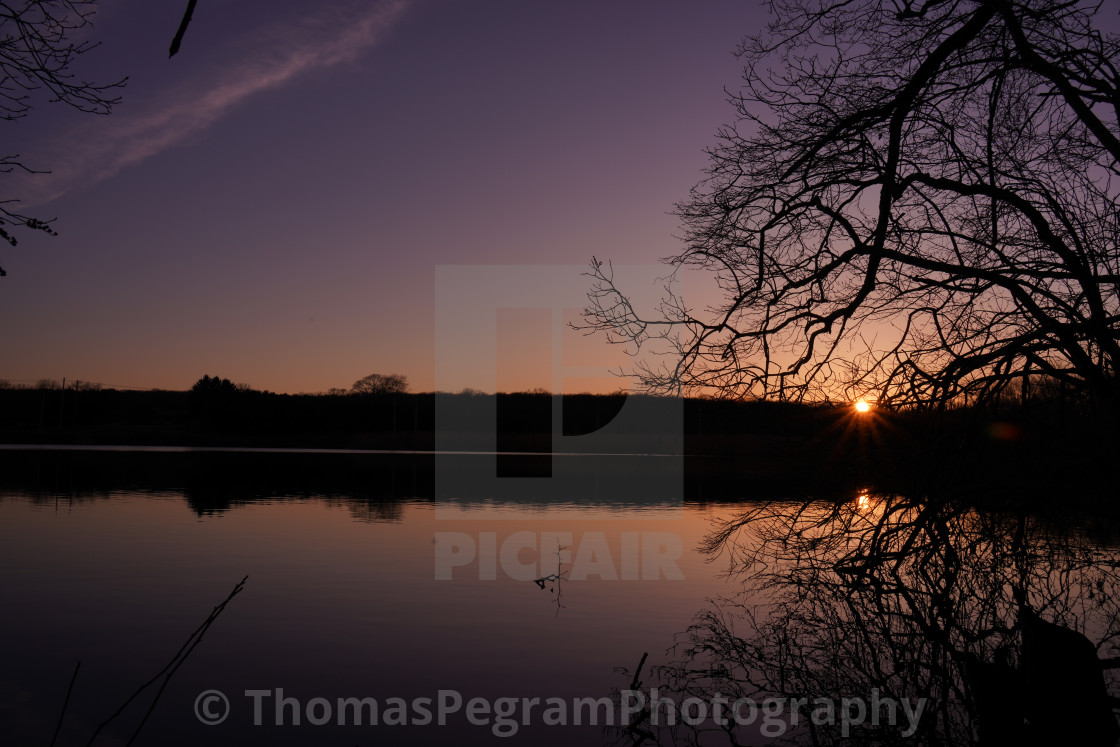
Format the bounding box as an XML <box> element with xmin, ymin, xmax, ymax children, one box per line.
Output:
<box><xmin>49</xmin><ymin>660</ymin><xmax>81</xmax><ymax>747</ymax></box>
<box><xmin>86</xmin><ymin>575</ymin><xmax>247</xmax><ymax>747</ymax></box>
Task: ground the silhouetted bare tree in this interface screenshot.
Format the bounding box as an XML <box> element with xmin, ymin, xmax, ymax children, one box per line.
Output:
<box><xmin>1</xmin><ymin>0</ymin><xmax>124</xmax><ymax>276</ymax></box>
<box><xmin>350</xmin><ymin>372</ymin><xmax>408</xmax><ymax>395</ymax></box>
<box><xmin>583</xmin><ymin>0</ymin><xmax>1120</xmax><ymax>413</ymax></box>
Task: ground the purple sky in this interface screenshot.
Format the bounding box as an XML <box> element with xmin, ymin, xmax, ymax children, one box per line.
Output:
<box><xmin>0</xmin><ymin>0</ymin><xmax>756</xmax><ymax>393</ymax></box>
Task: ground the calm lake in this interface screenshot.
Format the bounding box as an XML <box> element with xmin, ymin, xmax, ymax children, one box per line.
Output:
<box><xmin>2</xmin><ymin>448</ymin><xmax>1118</xmax><ymax>746</ymax></box>
<box><xmin>0</xmin><ymin>448</ymin><xmax>737</xmax><ymax>746</ymax></box>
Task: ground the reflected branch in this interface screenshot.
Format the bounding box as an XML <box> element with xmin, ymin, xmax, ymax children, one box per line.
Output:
<box><xmin>622</xmin><ymin>495</ymin><xmax>1120</xmax><ymax>745</ymax></box>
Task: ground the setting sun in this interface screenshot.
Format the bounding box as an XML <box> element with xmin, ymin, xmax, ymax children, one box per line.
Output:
<box><xmin>854</xmin><ymin>400</ymin><xmax>871</xmax><ymax>413</ymax></box>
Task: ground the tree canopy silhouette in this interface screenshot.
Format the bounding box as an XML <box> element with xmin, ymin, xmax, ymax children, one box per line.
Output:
<box><xmin>191</xmin><ymin>374</ymin><xmax>245</xmax><ymax>396</ymax></box>
<box><xmin>350</xmin><ymin>373</ymin><xmax>409</xmax><ymax>395</ymax></box>
<box><xmin>583</xmin><ymin>0</ymin><xmax>1120</xmax><ymax>412</ymax></box>
<box><xmin>0</xmin><ymin>1</ymin><xmax>125</xmax><ymax>277</ymax></box>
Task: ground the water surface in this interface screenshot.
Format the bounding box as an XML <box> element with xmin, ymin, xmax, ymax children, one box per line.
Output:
<box><xmin>1</xmin><ymin>474</ymin><xmax>732</xmax><ymax>746</ymax></box>
<box><xmin>3</xmin><ymin>449</ymin><xmax>1118</xmax><ymax>746</ymax></box>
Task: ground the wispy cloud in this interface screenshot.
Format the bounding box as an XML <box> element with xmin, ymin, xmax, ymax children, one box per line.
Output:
<box><xmin>14</xmin><ymin>0</ymin><xmax>414</xmax><ymax>207</ymax></box>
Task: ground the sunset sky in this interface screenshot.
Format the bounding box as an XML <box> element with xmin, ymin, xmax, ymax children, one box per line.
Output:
<box><xmin>0</xmin><ymin>0</ymin><xmax>755</xmax><ymax>394</ymax></box>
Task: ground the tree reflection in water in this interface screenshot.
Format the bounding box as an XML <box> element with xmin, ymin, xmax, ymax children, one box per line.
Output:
<box><xmin>618</xmin><ymin>494</ymin><xmax>1120</xmax><ymax>746</ymax></box>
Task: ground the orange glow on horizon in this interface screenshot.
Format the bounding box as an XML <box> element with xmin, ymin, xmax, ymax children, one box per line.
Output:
<box><xmin>854</xmin><ymin>400</ymin><xmax>871</xmax><ymax>413</ymax></box>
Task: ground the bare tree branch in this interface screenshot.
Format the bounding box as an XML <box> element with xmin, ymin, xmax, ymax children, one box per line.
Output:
<box><xmin>581</xmin><ymin>0</ymin><xmax>1120</xmax><ymax>413</ymax></box>
<box><xmin>0</xmin><ymin>0</ymin><xmax>126</xmax><ymax>276</ymax></box>
<box><xmin>169</xmin><ymin>0</ymin><xmax>199</xmax><ymax>58</ymax></box>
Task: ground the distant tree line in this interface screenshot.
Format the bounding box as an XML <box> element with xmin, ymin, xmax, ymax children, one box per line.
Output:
<box><xmin>0</xmin><ymin>379</ymin><xmax>103</xmax><ymax>391</ymax></box>
<box><xmin>1</xmin><ymin>377</ymin><xmax>1115</xmax><ymax>495</ymax></box>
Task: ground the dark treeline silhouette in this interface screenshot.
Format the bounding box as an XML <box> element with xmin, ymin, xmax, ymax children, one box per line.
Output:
<box><xmin>0</xmin><ymin>380</ymin><xmax>434</xmax><ymax>449</ymax></box>
<box><xmin>0</xmin><ymin>378</ymin><xmax>1116</xmax><ymax>506</ymax></box>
